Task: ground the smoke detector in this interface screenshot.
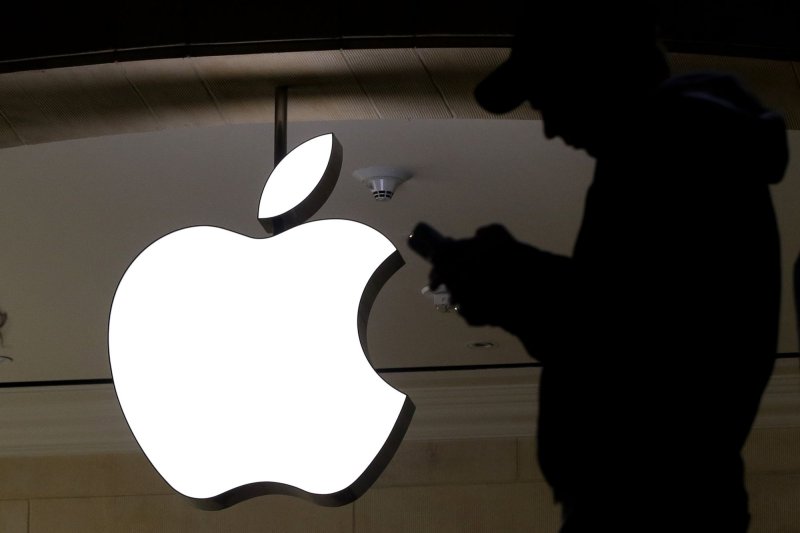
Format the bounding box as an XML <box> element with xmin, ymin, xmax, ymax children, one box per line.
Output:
<box><xmin>353</xmin><ymin>166</ymin><xmax>412</xmax><ymax>201</ymax></box>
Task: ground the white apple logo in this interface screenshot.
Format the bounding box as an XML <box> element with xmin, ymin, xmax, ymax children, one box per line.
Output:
<box><xmin>108</xmin><ymin>133</ymin><xmax>414</xmax><ymax>509</ymax></box>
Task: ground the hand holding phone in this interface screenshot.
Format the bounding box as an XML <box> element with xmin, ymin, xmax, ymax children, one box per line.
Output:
<box><xmin>408</xmin><ymin>222</ymin><xmax>451</xmax><ymax>262</ymax></box>
<box><xmin>408</xmin><ymin>222</ymin><xmax>526</xmax><ymax>326</ymax></box>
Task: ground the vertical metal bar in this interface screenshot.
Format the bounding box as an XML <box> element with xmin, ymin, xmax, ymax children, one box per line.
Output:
<box><xmin>274</xmin><ymin>86</ymin><xmax>288</xmax><ymax>167</ymax></box>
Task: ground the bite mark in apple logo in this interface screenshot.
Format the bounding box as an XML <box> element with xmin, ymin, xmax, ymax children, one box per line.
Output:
<box><xmin>108</xmin><ymin>133</ymin><xmax>415</xmax><ymax>509</ymax></box>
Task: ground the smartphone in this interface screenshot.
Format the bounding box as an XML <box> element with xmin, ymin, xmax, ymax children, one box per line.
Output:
<box><xmin>408</xmin><ymin>222</ymin><xmax>450</xmax><ymax>262</ymax></box>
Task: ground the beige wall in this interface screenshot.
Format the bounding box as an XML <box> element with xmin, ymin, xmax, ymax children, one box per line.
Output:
<box><xmin>0</xmin><ymin>428</ymin><xmax>796</xmax><ymax>532</ymax></box>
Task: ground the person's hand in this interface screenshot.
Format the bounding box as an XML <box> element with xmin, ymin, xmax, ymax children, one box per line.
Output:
<box><xmin>411</xmin><ymin>222</ymin><xmax>574</xmax><ymax>360</ymax></box>
<box><xmin>428</xmin><ymin>224</ymin><xmax>528</xmax><ymax>327</ymax></box>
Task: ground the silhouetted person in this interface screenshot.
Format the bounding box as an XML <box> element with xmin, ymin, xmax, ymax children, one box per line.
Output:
<box><xmin>411</xmin><ymin>3</ymin><xmax>788</xmax><ymax>532</ymax></box>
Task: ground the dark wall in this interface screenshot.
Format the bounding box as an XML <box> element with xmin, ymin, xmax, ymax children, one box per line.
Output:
<box><xmin>2</xmin><ymin>1</ymin><xmax>798</xmax><ymax>73</ymax></box>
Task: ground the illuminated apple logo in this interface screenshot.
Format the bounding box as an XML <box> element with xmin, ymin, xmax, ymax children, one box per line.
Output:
<box><xmin>108</xmin><ymin>133</ymin><xmax>414</xmax><ymax>509</ymax></box>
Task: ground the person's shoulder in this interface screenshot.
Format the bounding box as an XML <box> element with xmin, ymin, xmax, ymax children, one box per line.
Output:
<box><xmin>654</xmin><ymin>72</ymin><xmax>765</xmax><ymax>120</ymax></box>
<box><xmin>648</xmin><ymin>72</ymin><xmax>787</xmax><ymax>184</ymax></box>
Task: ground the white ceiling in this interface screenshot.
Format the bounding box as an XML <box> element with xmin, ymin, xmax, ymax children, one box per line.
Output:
<box><xmin>1</xmin><ymin>118</ymin><xmax>798</xmax><ymax>385</ymax></box>
<box><xmin>0</xmin><ymin>118</ymin><xmax>586</xmax><ymax>381</ymax></box>
<box><xmin>0</xmin><ymin>48</ymin><xmax>798</xmax><ymax>455</ymax></box>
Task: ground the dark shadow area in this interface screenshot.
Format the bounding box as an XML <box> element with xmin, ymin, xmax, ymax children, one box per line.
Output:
<box><xmin>411</xmin><ymin>2</ymin><xmax>790</xmax><ymax>531</ymax></box>
<box><xmin>1</xmin><ymin>1</ymin><xmax>799</xmax><ymax>73</ymax></box>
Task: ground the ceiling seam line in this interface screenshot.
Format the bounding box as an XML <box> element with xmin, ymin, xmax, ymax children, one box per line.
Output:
<box><xmin>414</xmin><ymin>48</ymin><xmax>455</xmax><ymax>119</ymax></box>
<box><xmin>118</xmin><ymin>63</ymin><xmax>160</xmax><ymax>126</ymax></box>
<box><xmin>3</xmin><ymin>355</ymin><xmax>797</xmax><ymax>390</ymax></box>
<box><xmin>189</xmin><ymin>59</ymin><xmax>226</xmax><ymax>122</ymax></box>
<box><xmin>0</xmin><ymin>104</ymin><xmax>25</xmax><ymax>145</ymax></box>
<box><xmin>340</xmin><ymin>50</ymin><xmax>383</xmax><ymax>120</ymax></box>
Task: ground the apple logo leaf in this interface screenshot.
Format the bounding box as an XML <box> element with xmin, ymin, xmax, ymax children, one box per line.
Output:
<box><xmin>108</xmin><ymin>132</ymin><xmax>415</xmax><ymax>510</ymax></box>
<box><xmin>258</xmin><ymin>133</ymin><xmax>342</xmax><ymax>235</ymax></box>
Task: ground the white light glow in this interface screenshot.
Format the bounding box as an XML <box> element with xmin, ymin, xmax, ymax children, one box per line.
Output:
<box><xmin>109</xmin><ymin>132</ymin><xmax>411</xmax><ymax>505</ymax></box>
<box><xmin>109</xmin><ymin>221</ymin><xmax>406</xmax><ymax>499</ymax></box>
<box><xmin>258</xmin><ymin>134</ymin><xmax>333</xmax><ymax>220</ymax></box>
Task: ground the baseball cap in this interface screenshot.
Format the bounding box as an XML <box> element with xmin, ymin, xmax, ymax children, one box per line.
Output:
<box><xmin>474</xmin><ymin>50</ymin><xmax>530</xmax><ymax>115</ymax></box>
<box><xmin>473</xmin><ymin>2</ymin><xmax>662</xmax><ymax>115</ymax></box>
<box><xmin>472</xmin><ymin>10</ymin><xmax>576</xmax><ymax>115</ymax></box>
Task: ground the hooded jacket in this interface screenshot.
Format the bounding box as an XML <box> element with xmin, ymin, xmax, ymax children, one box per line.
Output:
<box><xmin>526</xmin><ymin>72</ymin><xmax>788</xmax><ymax>532</ymax></box>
